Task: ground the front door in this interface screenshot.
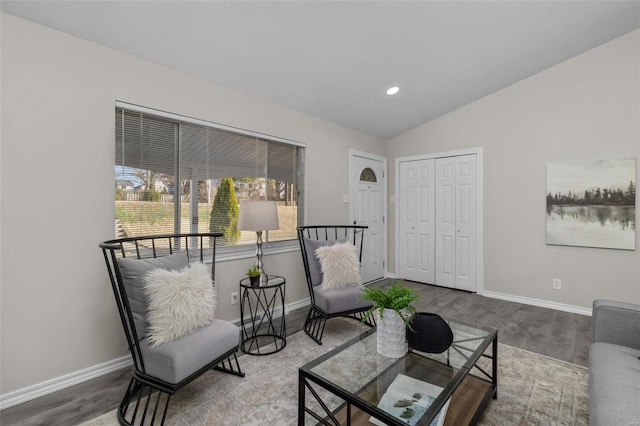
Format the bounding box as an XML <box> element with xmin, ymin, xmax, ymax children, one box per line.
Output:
<box><xmin>350</xmin><ymin>152</ymin><xmax>386</xmax><ymax>283</ymax></box>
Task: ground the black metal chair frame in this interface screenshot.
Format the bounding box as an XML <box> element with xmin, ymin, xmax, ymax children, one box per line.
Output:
<box><xmin>297</xmin><ymin>225</ymin><xmax>375</xmax><ymax>345</ymax></box>
<box><xmin>100</xmin><ymin>233</ymin><xmax>244</xmax><ymax>426</ymax></box>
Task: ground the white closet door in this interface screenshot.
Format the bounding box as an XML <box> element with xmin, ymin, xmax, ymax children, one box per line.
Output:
<box><xmin>398</xmin><ymin>160</ymin><xmax>435</xmax><ymax>283</ymax></box>
<box><xmin>435</xmin><ymin>154</ymin><xmax>477</xmax><ymax>290</ymax></box>
<box><xmin>454</xmin><ymin>155</ymin><xmax>477</xmax><ymax>291</ymax></box>
<box><xmin>435</xmin><ymin>158</ymin><xmax>456</xmax><ymax>287</ymax></box>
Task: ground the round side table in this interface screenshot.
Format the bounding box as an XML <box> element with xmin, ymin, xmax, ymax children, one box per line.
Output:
<box><xmin>239</xmin><ymin>275</ymin><xmax>286</xmax><ymax>355</ymax></box>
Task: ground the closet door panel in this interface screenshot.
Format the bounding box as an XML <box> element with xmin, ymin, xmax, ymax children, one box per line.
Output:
<box><xmin>454</xmin><ymin>155</ymin><xmax>477</xmax><ymax>291</ymax></box>
<box><xmin>435</xmin><ymin>158</ymin><xmax>455</xmax><ymax>288</ymax></box>
<box><xmin>398</xmin><ymin>160</ymin><xmax>435</xmax><ymax>283</ymax></box>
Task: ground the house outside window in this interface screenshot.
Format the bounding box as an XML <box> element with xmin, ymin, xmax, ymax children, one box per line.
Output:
<box><xmin>114</xmin><ymin>103</ymin><xmax>305</xmax><ymax>255</ymax></box>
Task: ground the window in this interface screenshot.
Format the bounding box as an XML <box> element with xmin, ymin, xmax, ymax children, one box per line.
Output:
<box><xmin>114</xmin><ymin>103</ymin><xmax>305</xmax><ymax>254</ymax></box>
<box><xmin>359</xmin><ymin>167</ymin><xmax>377</xmax><ymax>182</ymax></box>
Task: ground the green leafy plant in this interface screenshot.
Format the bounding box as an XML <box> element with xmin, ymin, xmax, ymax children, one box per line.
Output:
<box><xmin>246</xmin><ymin>265</ymin><xmax>261</xmax><ymax>277</ymax></box>
<box><xmin>361</xmin><ymin>280</ymin><xmax>418</xmax><ymax>328</ymax></box>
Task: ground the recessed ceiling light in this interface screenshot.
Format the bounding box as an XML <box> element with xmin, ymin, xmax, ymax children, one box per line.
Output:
<box><xmin>386</xmin><ymin>86</ymin><xmax>400</xmax><ymax>96</ymax></box>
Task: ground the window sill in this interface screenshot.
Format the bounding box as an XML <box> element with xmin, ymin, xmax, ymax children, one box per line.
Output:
<box><xmin>215</xmin><ymin>240</ymin><xmax>300</xmax><ymax>263</ymax></box>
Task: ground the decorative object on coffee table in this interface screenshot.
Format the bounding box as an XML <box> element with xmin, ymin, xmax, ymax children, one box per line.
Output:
<box><xmin>374</xmin><ymin>308</ymin><xmax>409</xmax><ymax>358</ymax></box>
<box><xmin>361</xmin><ymin>280</ymin><xmax>418</xmax><ymax>358</ymax></box>
<box><xmin>407</xmin><ymin>312</ymin><xmax>454</xmax><ymax>354</ymax></box>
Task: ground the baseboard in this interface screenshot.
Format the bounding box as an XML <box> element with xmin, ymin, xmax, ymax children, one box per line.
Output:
<box><xmin>0</xmin><ymin>355</ymin><xmax>132</xmax><ymax>410</ymax></box>
<box><xmin>383</xmin><ymin>274</ymin><xmax>589</xmax><ymax>316</ymax></box>
<box><xmin>287</xmin><ymin>297</ymin><xmax>310</xmax><ymax>312</ymax></box>
<box><xmin>482</xmin><ymin>290</ymin><xmax>592</xmax><ymax>316</ymax></box>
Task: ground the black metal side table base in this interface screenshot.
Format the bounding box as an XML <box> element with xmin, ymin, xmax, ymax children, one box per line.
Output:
<box><xmin>240</xmin><ymin>275</ymin><xmax>286</xmax><ymax>356</ymax></box>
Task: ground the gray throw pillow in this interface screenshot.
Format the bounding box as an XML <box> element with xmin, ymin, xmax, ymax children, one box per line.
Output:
<box><xmin>117</xmin><ymin>252</ymin><xmax>189</xmax><ymax>339</ymax></box>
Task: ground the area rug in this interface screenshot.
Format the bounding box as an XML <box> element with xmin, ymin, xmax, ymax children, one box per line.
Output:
<box><xmin>82</xmin><ymin>319</ymin><xmax>588</xmax><ymax>425</ymax></box>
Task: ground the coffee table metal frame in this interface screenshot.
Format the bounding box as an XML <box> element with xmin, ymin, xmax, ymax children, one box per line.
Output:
<box><xmin>298</xmin><ymin>321</ymin><xmax>497</xmax><ymax>426</ymax></box>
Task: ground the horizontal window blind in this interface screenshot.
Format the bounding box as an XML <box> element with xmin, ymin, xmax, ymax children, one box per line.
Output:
<box><xmin>114</xmin><ymin>104</ymin><xmax>304</xmax><ymax>249</ymax></box>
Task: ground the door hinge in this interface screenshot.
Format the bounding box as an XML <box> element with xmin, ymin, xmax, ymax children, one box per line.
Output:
<box><xmin>383</xmin><ymin>260</ymin><xmax>386</xmax><ymax>268</ymax></box>
<box><xmin>383</xmin><ymin>216</ymin><xmax>385</xmax><ymax>223</ymax></box>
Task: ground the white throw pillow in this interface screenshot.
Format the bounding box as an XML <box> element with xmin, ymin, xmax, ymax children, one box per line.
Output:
<box><xmin>315</xmin><ymin>242</ymin><xmax>361</xmax><ymax>289</ymax></box>
<box><xmin>144</xmin><ymin>262</ymin><xmax>216</xmax><ymax>348</ymax></box>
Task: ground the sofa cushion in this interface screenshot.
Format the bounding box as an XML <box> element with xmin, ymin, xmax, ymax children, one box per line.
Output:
<box><xmin>313</xmin><ymin>285</ymin><xmax>373</xmax><ymax>315</ymax></box>
<box><xmin>117</xmin><ymin>252</ymin><xmax>189</xmax><ymax>339</ymax></box>
<box><xmin>588</xmin><ymin>342</ymin><xmax>640</xmax><ymax>426</ymax></box>
<box><xmin>140</xmin><ymin>319</ymin><xmax>240</xmax><ymax>384</ymax></box>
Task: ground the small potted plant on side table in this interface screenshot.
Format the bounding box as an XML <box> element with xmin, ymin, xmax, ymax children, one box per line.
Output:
<box><xmin>246</xmin><ymin>265</ymin><xmax>261</xmax><ymax>287</ymax></box>
<box><xmin>361</xmin><ymin>280</ymin><xmax>418</xmax><ymax>358</ymax></box>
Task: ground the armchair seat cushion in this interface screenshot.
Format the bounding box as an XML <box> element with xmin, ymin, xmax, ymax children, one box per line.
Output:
<box><xmin>313</xmin><ymin>285</ymin><xmax>373</xmax><ymax>315</ymax></box>
<box><xmin>140</xmin><ymin>319</ymin><xmax>240</xmax><ymax>384</ymax></box>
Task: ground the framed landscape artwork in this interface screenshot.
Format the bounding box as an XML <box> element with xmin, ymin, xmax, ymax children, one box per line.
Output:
<box><xmin>546</xmin><ymin>158</ymin><xmax>636</xmax><ymax>250</ymax></box>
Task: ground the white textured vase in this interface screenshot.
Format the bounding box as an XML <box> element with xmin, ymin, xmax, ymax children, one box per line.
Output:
<box><xmin>375</xmin><ymin>308</ymin><xmax>408</xmax><ymax>358</ymax></box>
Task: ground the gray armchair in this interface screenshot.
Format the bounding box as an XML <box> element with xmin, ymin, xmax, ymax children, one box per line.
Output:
<box><xmin>100</xmin><ymin>233</ymin><xmax>244</xmax><ymax>425</ymax></box>
<box><xmin>297</xmin><ymin>225</ymin><xmax>375</xmax><ymax>344</ymax></box>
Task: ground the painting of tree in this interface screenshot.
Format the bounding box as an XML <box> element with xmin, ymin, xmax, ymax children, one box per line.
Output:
<box><xmin>546</xmin><ymin>158</ymin><xmax>635</xmax><ymax>250</ymax></box>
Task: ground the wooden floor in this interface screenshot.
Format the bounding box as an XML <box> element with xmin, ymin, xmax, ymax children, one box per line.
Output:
<box><xmin>0</xmin><ymin>280</ymin><xmax>593</xmax><ymax>426</ymax></box>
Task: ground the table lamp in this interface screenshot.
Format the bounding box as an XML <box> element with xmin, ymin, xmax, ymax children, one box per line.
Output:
<box><xmin>238</xmin><ymin>200</ymin><xmax>279</xmax><ymax>284</ymax></box>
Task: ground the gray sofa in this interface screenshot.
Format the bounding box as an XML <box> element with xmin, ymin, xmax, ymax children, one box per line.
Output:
<box><xmin>589</xmin><ymin>299</ymin><xmax>640</xmax><ymax>425</ymax></box>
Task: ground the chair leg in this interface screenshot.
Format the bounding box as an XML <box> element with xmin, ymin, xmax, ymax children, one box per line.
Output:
<box><xmin>117</xmin><ymin>352</ymin><xmax>243</xmax><ymax>425</ymax></box>
<box><xmin>213</xmin><ymin>352</ymin><xmax>245</xmax><ymax>377</ymax></box>
<box><xmin>354</xmin><ymin>311</ymin><xmax>376</xmax><ymax>328</ymax></box>
<box><xmin>304</xmin><ymin>307</ymin><xmax>327</xmax><ymax>345</ymax></box>
<box><xmin>118</xmin><ymin>378</ymin><xmax>172</xmax><ymax>426</ymax></box>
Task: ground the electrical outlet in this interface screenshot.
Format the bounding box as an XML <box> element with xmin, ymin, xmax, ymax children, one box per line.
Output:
<box><xmin>231</xmin><ymin>292</ymin><xmax>239</xmax><ymax>305</ymax></box>
<box><xmin>552</xmin><ymin>278</ymin><xmax>562</xmax><ymax>290</ymax></box>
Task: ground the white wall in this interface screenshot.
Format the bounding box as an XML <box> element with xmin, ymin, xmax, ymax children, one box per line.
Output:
<box><xmin>0</xmin><ymin>13</ymin><xmax>385</xmax><ymax>396</ymax></box>
<box><xmin>387</xmin><ymin>30</ymin><xmax>640</xmax><ymax>309</ymax></box>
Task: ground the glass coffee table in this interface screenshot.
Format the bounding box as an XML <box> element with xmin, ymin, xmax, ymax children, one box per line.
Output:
<box><xmin>298</xmin><ymin>320</ymin><xmax>497</xmax><ymax>425</ymax></box>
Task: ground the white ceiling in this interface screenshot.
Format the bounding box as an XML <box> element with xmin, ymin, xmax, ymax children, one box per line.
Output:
<box><xmin>2</xmin><ymin>1</ymin><xmax>640</xmax><ymax>140</ymax></box>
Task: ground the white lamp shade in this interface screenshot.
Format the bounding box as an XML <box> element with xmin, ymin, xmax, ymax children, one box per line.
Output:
<box><xmin>238</xmin><ymin>200</ymin><xmax>279</xmax><ymax>231</ymax></box>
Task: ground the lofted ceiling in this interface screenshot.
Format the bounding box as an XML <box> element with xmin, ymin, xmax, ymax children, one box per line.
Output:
<box><xmin>2</xmin><ymin>1</ymin><xmax>640</xmax><ymax>140</ymax></box>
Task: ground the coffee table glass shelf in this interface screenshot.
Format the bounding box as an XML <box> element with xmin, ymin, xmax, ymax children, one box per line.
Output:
<box><xmin>298</xmin><ymin>320</ymin><xmax>497</xmax><ymax>425</ymax></box>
